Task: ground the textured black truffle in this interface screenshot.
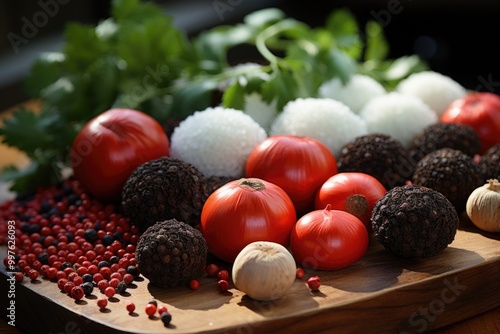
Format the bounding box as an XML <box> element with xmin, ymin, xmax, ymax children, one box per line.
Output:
<box><xmin>337</xmin><ymin>134</ymin><xmax>415</xmax><ymax>189</ymax></box>
<box><xmin>477</xmin><ymin>144</ymin><xmax>500</xmax><ymax>182</ymax></box>
<box><xmin>136</xmin><ymin>219</ymin><xmax>207</xmax><ymax>288</ymax></box>
<box><xmin>412</xmin><ymin>148</ymin><xmax>482</xmax><ymax>212</ymax></box>
<box><xmin>409</xmin><ymin>123</ymin><xmax>481</xmax><ymax>162</ymax></box>
<box><xmin>371</xmin><ymin>185</ymin><xmax>459</xmax><ymax>258</ymax></box>
<box><xmin>122</xmin><ymin>157</ymin><xmax>210</xmax><ymax>231</ymax></box>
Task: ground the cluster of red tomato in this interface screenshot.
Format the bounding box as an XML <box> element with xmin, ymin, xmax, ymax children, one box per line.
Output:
<box><xmin>70</xmin><ymin>92</ymin><xmax>500</xmax><ymax>272</ymax></box>
<box><xmin>200</xmin><ymin>135</ymin><xmax>384</xmax><ymax>270</ymax></box>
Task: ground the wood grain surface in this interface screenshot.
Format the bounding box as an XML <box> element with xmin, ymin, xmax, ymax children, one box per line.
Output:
<box><xmin>0</xmin><ymin>218</ymin><xmax>499</xmax><ymax>334</ymax></box>
<box><xmin>0</xmin><ymin>102</ymin><xmax>499</xmax><ymax>334</ymax></box>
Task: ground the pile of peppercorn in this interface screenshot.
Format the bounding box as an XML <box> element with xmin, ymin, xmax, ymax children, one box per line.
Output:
<box><xmin>0</xmin><ymin>179</ymin><xmax>141</xmax><ymax>302</ymax></box>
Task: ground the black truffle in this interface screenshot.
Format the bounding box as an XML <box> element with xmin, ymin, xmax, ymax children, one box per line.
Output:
<box><xmin>371</xmin><ymin>185</ymin><xmax>459</xmax><ymax>258</ymax></box>
<box><xmin>136</xmin><ymin>219</ymin><xmax>207</xmax><ymax>288</ymax></box>
<box><xmin>337</xmin><ymin>134</ymin><xmax>415</xmax><ymax>189</ymax></box>
<box><xmin>408</xmin><ymin>123</ymin><xmax>481</xmax><ymax>162</ymax></box>
<box><xmin>122</xmin><ymin>157</ymin><xmax>210</xmax><ymax>231</ymax></box>
<box><xmin>412</xmin><ymin>148</ymin><xmax>482</xmax><ymax>212</ymax></box>
<box><xmin>477</xmin><ymin>144</ymin><xmax>500</xmax><ymax>182</ymax></box>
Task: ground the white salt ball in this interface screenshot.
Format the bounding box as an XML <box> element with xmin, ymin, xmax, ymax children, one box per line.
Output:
<box><xmin>270</xmin><ymin>98</ymin><xmax>367</xmax><ymax>157</ymax></box>
<box><xmin>170</xmin><ymin>107</ymin><xmax>267</xmax><ymax>178</ymax></box>
<box><xmin>396</xmin><ymin>71</ymin><xmax>467</xmax><ymax>117</ymax></box>
<box><xmin>359</xmin><ymin>92</ymin><xmax>438</xmax><ymax>147</ymax></box>
<box><xmin>243</xmin><ymin>92</ymin><xmax>277</xmax><ymax>133</ymax></box>
<box><xmin>318</xmin><ymin>74</ymin><xmax>386</xmax><ymax>114</ymax></box>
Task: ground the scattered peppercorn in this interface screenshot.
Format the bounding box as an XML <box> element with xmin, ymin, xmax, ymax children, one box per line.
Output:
<box><xmin>97</xmin><ymin>297</ymin><xmax>108</xmax><ymax>309</ymax></box>
<box><xmin>57</xmin><ymin>278</ymin><xmax>68</xmax><ymax>291</ymax></box>
<box><xmin>71</xmin><ymin>286</ymin><xmax>85</xmax><ymax>300</ymax></box>
<box><xmin>307</xmin><ymin>276</ymin><xmax>321</xmax><ymax>290</ymax></box>
<box><xmin>296</xmin><ymin>268</ymin><xmax>305</xmax><ymax>279</ymax></box>
<box><xmin>160</xmin><ymin>312</ymin><xmax>172</xmax><ymax>326</ymax></box>
<box><xmin>189</xmin><ymin>279</ymin><xmax>200</xmax><ymax>290</ymax></box>
<box><xmin>123</xmin><ymin>273</ymin><xmax>134</xmax><ymax>285</ymax></box>
<box><xmin>157</xmin><ymin>305</ymin><xmax>168</xmax><ymax>315</ymax></box>
<box><xmin>80</xmin><ymin>282</ymin><xmax>94</xmax><ymax>296</ymax></box>
<box><xmin>109</xmin><ymin>278</ymin><xmax>121</xmax><ymax>289</ymax></box>
<box><xmin>217</xmin><ymin>270</ymin><xmax>230</xmax><ymax>281</ymax></box>
<box><xmin>126</xmin><ymin>302</ymin><xmax>136</xmax><ymax>313</ymax></box>
<box><xmin>104</xmin><ymin>286</ymin><xmax>116</xmax><ymax>298</ymax></box>
<box><xmin>116</xmin><ymin>282</ymin><xmax>127</xmax><ymax>294</ymax></box>
<box><xmin>97</xmin><ymin>280</ymin><xmax>109</xmax><ymax>291</ymax></box>
<box><xmin>126</xmin><ymin>265</ymin><xmax>139</xmax><ymax>277</ymax></box>
<box><xmin>217</xmin><ymin>279</ymin><xmax>229</xmax><ymax>292</ymax></box>
<box><xmin>28</xmin><ymin>269</ymin><xmax>39</xmax><ymax>280</ymax></box>
<box><xmin>205</xmin><ymin>263</ymin><xmax>220</xmax><ymax>277</ymax></box>
<box><xmin>145</xmin><ymin>303</ymin><xmax>157</xmax><ymax>317</ymax></box>
<box><xmin>64</xmin><ymin>281</ymin><xmax>75</xmax><ymax>294</ymax></box>
<box><xmin>14</xmin><ymin>272</ymin><xmax>24</xmax><ymax>282</ymax></box>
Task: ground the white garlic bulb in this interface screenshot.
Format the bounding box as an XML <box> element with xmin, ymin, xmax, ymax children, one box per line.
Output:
<box><xmin>466</xmin><ymin>179</ymin><xmax>500</xmax><ymax>233</ymax></box>
<box><xmin>232</xmin><ymin>241</ymin><xmax>296</xmax><ymax>301</ymax></box>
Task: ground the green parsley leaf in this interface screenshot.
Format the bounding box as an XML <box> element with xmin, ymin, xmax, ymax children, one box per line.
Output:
<box><xmin>24</xmin><ymin>52</ymin><xmax>66</xmax><ymax>97</ymax></box>
<box><xmin>364</xmin><ymin>21</ymin><xmax>389</xmax><ymax>61</ymax></box>
<box><xmin>0</xmin><ymin>107</ymin><xmax>56</xmax><ymax>155</ymax></box>
<box><xmin>222</xmin><ymin>80</ymin><xmax>245</xmax><ymax>110</ymax></box>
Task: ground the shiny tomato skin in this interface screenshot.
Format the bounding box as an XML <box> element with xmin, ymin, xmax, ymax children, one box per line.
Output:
<box><xmin>440</xmin><ymin>92</ymin><xmax>500</xmax><ymax>153</ymax></box>
<box><xmin>71</xmin><ymin>108</ymin><xmax>169</xmax><ymax>202</ymax></box>
<box><xmin>290</xmin><ymin>208</ymin><xmax>369</xmax><ymax>270</ymax></box>
<box><xmin>315</xmin><ymin>172</ymin><xmax>387</xmax><ymax>230</ymax></box>
<box><xmin>200</xmin><ymin>178</ymin><xmax>296</xmax><ymax>263</ymax></box>
<box><xmin>245</xmin><ymin>135</ymin><xmax>338</xmax><ymax>215</ymax></box>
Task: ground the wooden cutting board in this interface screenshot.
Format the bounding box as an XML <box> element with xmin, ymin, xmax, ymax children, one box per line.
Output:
<box><xmin>1</xmin><ymin>215</ymin><xmax>499</xmax><ymax>334</ymax></box>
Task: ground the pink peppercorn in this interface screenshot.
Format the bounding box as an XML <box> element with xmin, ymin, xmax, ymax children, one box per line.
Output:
<box><xmin>97</xmin><ymin>297</ymin><xmax>108</xmax><ymax>309</ymax></box>
<box><xmin>126</xmin><ymin>302</ymin><xmax>135</xmax><ymax>313</ymax></box>
<box><xmin>104</xmin><ymin>286</ymin><xmax>115</xmax><ymax>298</ymax></box>
<box><xmin>71</xmin><ymin>286</ymin><xmax>85</xmax><ymax>300</ymax></box>
<box><xmin>145</xmin><ymin>303</ymin><xmax>156</xmax><ymax>317</ymax></box>
<box><xmin>217</xmin><ymin>280</ymin><xmax>229</xmax><ymax>292</ymax></box>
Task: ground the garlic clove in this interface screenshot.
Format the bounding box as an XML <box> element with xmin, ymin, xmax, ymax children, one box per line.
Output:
<box><xmin>466</xmin><ymin>179</ymin><xmax>500</xmax><ymax>233</ymax></box>
<box><xmin>232</xmin><ymin>241</ymin><xmax>297</xmax><ymax>301</ymax></box>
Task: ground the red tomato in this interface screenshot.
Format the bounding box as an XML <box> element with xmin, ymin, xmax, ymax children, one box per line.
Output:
<box><xmin>441</xmin><ymin>92</ymin><xmax>500</xmax><ymax>153</ymax></box>
<box><xmin>200</xmin><ymin>178</ymin><xmax>296</xmax><ymax>263</ymax></box>
<box><xmin>315</xmin><ymin>172</ymin><xmax>386</xmax><ymax>231</ymax></box>
<box><xmin>245</xmin><ymin>135</ymin><xmax>338</xmax><ymax>215</ymax></box>
<box><xmin>290</xmin><ymin>205</ymin><xmax>368</xmax><ymax>270</ymax></box>
<box><xmin>71</xmin><ymin>108</ymin><xmax>169</xmax><ymax>201</ymax></box>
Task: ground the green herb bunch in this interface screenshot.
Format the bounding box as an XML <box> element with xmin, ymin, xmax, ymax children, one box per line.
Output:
<box><xmin>0</xmin><ymin>0</ymin><xmax>426</xmax><ymax>193</ymax></box>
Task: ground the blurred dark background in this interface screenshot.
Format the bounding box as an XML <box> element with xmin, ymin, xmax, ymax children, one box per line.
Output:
<box><xmin>1</xmin><ymin>0</ymin><xmax>499</xmax><ymax>111</ymax></box>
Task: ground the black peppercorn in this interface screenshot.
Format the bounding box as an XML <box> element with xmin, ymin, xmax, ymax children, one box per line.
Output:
<box><xmin>126</xmin><ymin>265</ymin><xmax>139</xmax><ymax>277</ymax></box>
<box><xmin>160</xmin><ymin>312</ymin><xmax>172</xmax><ymax>325</ymax></box>
<box><xmin>116</xmin><ymin>282</ymin><xmax>127</xmax><ymax>294</ymax></box>
<box><xmin>80</xmin><ymin>282</ymin><xmax>94</xmax><ymax>296</ymax></box>
<box><xmin>102</xmin><ymin>234</ymin><xmax>114</xmax><ymax>246</ymax></box>
<box><xmin>84</xmin><ymin>229</ymin><xmax>98</xmax><ymax>243</ymax></box>
<box><xmin>37</xmin><ymin>253</ymin><xmax>49</xmax><ymax>265</ymax></box>
<box><xmin>60</xmin><ymin>262</ymin><xmax>73</xmax><ymax>270</ymax></box>
<box><xmin>97</xmin><ymin>261</ymin><xmax>110</xmax><ymax>269</ymax></box>
<box><xmin>82</xmin><ymin>274</ymin><xmax>93</xmax><ymax>283</ymax></box>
